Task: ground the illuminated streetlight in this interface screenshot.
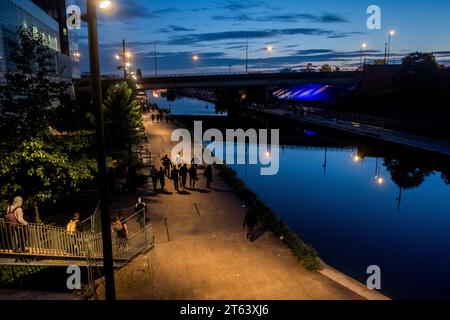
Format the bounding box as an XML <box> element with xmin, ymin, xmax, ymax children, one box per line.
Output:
<box><xmin>353</xmin><ymin>155</ymin><xmax>361</xmax><ymax>163</ymax></box>
<box><xmin>266</xmin><ymin>46</ymin><xmax>273</xmax><ymax>72</ymax></box>
<box><xmin>385</xmin><ymin>30</ymin><xmax>396</xmax><ymax>64</ymax></box>
<box><xmin>99</xmin><ymin>0</ymin><xmax>112</xmax><ymax>9</ymax></box>
<box><xmin>83</xmin><ymin>0</ymin><xmax>116</xmax><ymax>300</ymax></box>
<box><xmin>193</xmin><ymin>54</ymin><xmax>199</xmax><ymax>61</ymax></box>
<box><xmin>114</xmin><ymin>54</ymin><xmax>120</xmax><ymax>60</ymax></box>
<box><xmin>360</xmin><ymin>43</ymin><xmax>367</xmax><ymax>70</ymax></box>
<box><xmin>376</xmin><ymin>177</ymin><xmax>384</xmax><ymax>185</ymax></box>
<box><xmin>265</xmin><ymin>151</ymin><xmax>271</xmax><ymax>158</ymax></box>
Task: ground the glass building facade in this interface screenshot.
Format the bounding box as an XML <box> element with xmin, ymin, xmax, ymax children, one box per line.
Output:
<box><xmin>0</xmin><ymin>0</ymin><xmax>66</xmax><ymax>80</ymax></box>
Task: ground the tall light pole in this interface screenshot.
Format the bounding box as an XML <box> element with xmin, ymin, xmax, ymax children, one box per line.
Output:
<box><xmin>267</xmin><ymin>46</ymin><xmax>272</xmax><ymax>72</ymax></box>
<box><xmin>245</xmin><ymin>37</ymin><xmax>248</xmax><ymax>73</ymax></box>
<box><xmin>386</xmin><ymin>30</ymin><xmax>395</xmax><ymax>64</ymax></box>
<box><xmin>360</xmin><ymin>43</ymin><xmax>367</xmax><ymax>70</ymax></box>
<box><xmin>85</xmin><ymin>0</ymin><xmax>116</xmax><ymax>300</ymax></box>
<box><xmin>154</xmin><ymin>42</ymin><xmax>158</xmax><ymax>77</ymax></box>
<box><xmin>115</xmin><ymin>43</ymin><xmax>132</xmax><ymax>80</ymax></box>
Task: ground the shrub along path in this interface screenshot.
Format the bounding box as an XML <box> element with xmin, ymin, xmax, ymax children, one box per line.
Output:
<box><xmin>97</xmin><ymin>112</ymin><xmax>375</xmax><ymax>300</ymax></box>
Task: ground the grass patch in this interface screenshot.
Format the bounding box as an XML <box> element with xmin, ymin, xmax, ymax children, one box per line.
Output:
<box><xmin>217</xmin><ymin>164</ymin><xmax>321</xmax><ymax>271</ymax></box>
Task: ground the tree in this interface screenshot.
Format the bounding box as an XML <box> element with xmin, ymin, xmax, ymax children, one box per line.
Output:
<box><xmin>0</xmin><ymin>27</ymin><xmax>96</xmax><ymax>220</ymax></box>
<box><xmin>320</xmin><ymin>64</ymin><xmax>332</xmax><ymax>72</ymax></box>
<box><xmin>395</xmin><ymin>52</ymin><xmax>439</xmax><ymax>94</ymax></box>
<box><xmin>102</xmin><ymin>82</ymin><xmax>145</xmax><ymax>161</ymax></box>
<box><xmin>0</xmin><ymin>27</ymin><xmax>69</xmax><ymax>147</ymax></box>
<box><xmin>306</xmin><ymin>63</ymin><xmax>314</xmax><ymax>71</ymax></box>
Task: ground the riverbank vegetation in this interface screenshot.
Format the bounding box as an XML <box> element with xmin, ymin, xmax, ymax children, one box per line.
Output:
<box><xmin>217</xmin><ymin>165</ymin><xmax>320</xmax><ymax>271</ymax></box>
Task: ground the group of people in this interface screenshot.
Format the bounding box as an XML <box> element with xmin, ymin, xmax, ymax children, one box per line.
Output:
<box><xmin>151</xmin><ymin>113</ymin><xmax>169</xmax><ymax>123</ymax></box>
<box><xmin>149</xmin><ymin>155</ymin><xmax>213</xmax><ymax>193</ymax></box>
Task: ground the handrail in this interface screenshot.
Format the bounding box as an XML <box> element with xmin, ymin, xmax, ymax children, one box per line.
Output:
<box><xmin>0</xmin><ymin>216</ymin><xmax>154</xmax><ymax>265</ymax></box>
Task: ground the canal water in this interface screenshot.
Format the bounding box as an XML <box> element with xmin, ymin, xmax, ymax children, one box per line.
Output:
<box><xmin>148</xmin><ymin>94</ymin><xmax>227</xmax><ymax>117</ymax></box>
<box><xmin>153</xmin><ymin>95</ymin><xmax>450</xmax><ymax>299</ymax></box>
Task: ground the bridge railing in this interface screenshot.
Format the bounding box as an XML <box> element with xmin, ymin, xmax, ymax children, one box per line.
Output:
<box><xmin>0</xmin><ymin>217</ymin><xmax>154</xmax><ymax>263</ymax></box>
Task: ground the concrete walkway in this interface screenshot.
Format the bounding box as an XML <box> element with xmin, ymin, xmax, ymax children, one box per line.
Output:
<box><xmin>97</xmin><ymin>112</ymin><xmax>379</xmax><ymax>300</ymax></box>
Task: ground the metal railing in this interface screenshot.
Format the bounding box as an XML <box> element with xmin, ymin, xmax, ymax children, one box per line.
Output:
<box><xmin>0</xmin><ymin>214</ymin><xmax>154</xmax><ymax>265</ymax></box>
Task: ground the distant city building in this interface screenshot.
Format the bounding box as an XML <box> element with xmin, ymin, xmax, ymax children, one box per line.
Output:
<box><xmin>0</xmin><ymin>0</ymin><xmax>76</xmax><ymax>82</ymax></box>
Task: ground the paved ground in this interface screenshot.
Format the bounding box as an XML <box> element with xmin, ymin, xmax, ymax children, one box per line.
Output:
<box><xmin>97</xmin><ymin>112</ymin><xmax>371</xmax><ymax>300</ymax></box>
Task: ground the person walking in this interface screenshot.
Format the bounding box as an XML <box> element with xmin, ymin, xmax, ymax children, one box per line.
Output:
<box><xmin>179</xmin><ymin>164</ymin><xmax>188</xmax><ymax>190</ymax></box>
<box><xmin>189</xmin><ymin>165</ymin><xmax>198</xmax><ymax>189</ymax></box>
<box><xmin>5</xmin><ymin>196</ymin><xmax>28</xmax><ymax>253</ymax></box>
<box><xmin>204</xmin><ymin>165</ymin><xmax>213</xmax><ymax>189</ymax></box>
<box><xmin>243</xmin><ymin>209</ymin><xmax>258</xmax><ymax>241</ymax></box>
<box><xmin>114</xmin><ymin>211</ymin><xmax>128</xmax><ymax>249</ymax></box>
<box><xmin>135</xmin><ymin>197</ymin><xmax>147</xmax><ymax>229</ymax></box>
<box><xmin>170</xmin><ymin>167</ymin><xmax>180</xmax><ymax>191</ymax></box>
<box><xmin>66</xmin><ymin>212</ymin><xmax>82</xmax><ymax>255</ymax></box>
<box><xmin>150</xmin><ymin>165</ymin><xmax>158</xmax><ymax>193</ymax></box>
<box><xmin>162</xmin><ymin>155</ymin><xmax>171</xmax><ymax>177</ymax></box>
<box><xmin>151</xmin><ymin>114</ymin><xmax>155</xmax><ymax>123</ymax></box>
<box><xmin>158</xmin><ymin>167</ymin><xmax>166</xmax><ymax>192</ymax></box>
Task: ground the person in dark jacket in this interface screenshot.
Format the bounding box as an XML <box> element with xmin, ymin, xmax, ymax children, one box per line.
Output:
<box><xmin>150</xmin><ymin>165</ymin><xmax>158</xmax><ymax>193</ymax></box>
<box><xmin>243</xmin><ymin>210</ymin><xmax>258</xmax><ymax>241</ymax></box>
<box><xmin>204</xmin><ymin>165</ymin><xmax>213</xmax><ymax>189</ymax></box>
<box><xmin>157</xmin><ymin>167</ymin><xmax>166</xmax><ymax>192</ymax></box>
<box><xmin>170</xmin><ymin>167</ymin><xmax>179</xmax><ymax>191</ymax></box>
<box><xmin>179</xmin><ymin>164</ymin><xmax>188</xmax><ymax>190</ymax></box>
<box><xmin>188</xmin><ymin>165</ymin><xmax>198</xmax><ymax>189</ymax></box>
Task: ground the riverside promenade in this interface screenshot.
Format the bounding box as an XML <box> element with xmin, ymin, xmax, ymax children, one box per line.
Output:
<box><xmin>98</xmin><ymin>112</ymin><xmax>387</xmax><ymax>300</ymax></box>
<box><xmin>250</xmin><ymin>108</ymin><xmax>450</xmax><ymax>156</ymax></box>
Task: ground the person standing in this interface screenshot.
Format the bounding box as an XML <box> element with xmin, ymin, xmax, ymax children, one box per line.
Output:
<box><xmin>179</xmin><ymin>164</ymin><xmax>188</xmax><ymax>190</ymax></box>
<box><xmin>151</xmin><ymin>114</ymin><xmax>155</xmax><ymax>123</ymax></box>
<box><xmin>66</xmin><ymin>212</ymin><xmax>83</xmax><ymax>255</ymax></box>
<box><xmin>204</xmin><ymin>165</ymin><xmax>213</xmax><ymax>189</ymax></box>
<box><xmin>5</xmin><ymin>196</ymin><xmax>28</xmax><ymax>253</ymax></box>
<box><xmin>150</xmin><ymin>165</ymin><xmax>158</xmax><ymax>193</ymax></box>
<box><xmin>170</xmin><ymin>167</ymin><xmax>180</xmax><ymax>191</ymax></box>
<box><xmin>243</xmin><ymin>209</ymin><xmax>258</xmax><ymax>241</ymax></box>
<box><xmin>158</xmin><ymin>167</ymin><xmax>166</xmax><ymax>192</ymax></box>
<box><xmin>135</xmin><ymin>197</ymin><xmax>147</xmax><ymax>229</ymax></box>
<box><xmin>114</xmin><ymin>211</ymin><xmax>128</xmax><ymax>249</ymax></box>
<box><xmin>189</xmin><ymin>165</ymin><xmax>198</xmax><ymax>189</ymax></box>
<box><xmin>162</xmin><ymin>155</ymin><xmax>171</xmax><ymax>177</ymax></box>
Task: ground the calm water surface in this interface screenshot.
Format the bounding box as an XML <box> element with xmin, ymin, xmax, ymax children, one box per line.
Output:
<box><xmin>153</xmin><ymin>95</ymin><xmax>450</xmax><ymax>299</ymax></box>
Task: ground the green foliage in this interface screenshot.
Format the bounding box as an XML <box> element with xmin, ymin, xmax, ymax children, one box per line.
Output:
<box><xmin>0</xmin><ymin>27</ymin><xmax>97</xmax><ymax>213</ymax></box>
<box><xmin>102</xmin><ymin>82</ymin><xmax>145</xmax><ymax>160</ymax></box>
<box><xmin>0</xmin><ymin>136</ymin><xmax>97</xmax><ymax>204</ymax></box>
<box><xmin>217</xmin><ymin>165</ymin><xmax>321</xmax><ymax>271</ymax></box>
<box><xmin>0</xmin><ymin>26</ymin><xmax>70</xmax><ymax>146</ymax></box>
<box><xmin>0</xmin><ymin>266</ymin><xmax>47</xmax><ymax>285</ymax></box>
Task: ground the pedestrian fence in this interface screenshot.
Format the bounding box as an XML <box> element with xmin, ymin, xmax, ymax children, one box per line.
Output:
<box><xmin>0</xmin><ymin>207</ymin><xmax>154</xmax><ymax>267</ymax></box>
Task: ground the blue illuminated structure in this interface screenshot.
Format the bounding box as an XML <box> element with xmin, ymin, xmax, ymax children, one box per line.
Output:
<box><xmin>273</xmin><ymin>83</ymin><xmax>354</xmax><ymax>102</ymax></box>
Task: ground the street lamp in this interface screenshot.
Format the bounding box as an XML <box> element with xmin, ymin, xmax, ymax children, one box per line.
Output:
<box><xmin>385</xmin><ymin>30</ymin><xmax>395</xmax><ymax>64</ymax></box>
<box><xmin>360</xmin><ymin>43</ymin><xmax>367</xmax><ymax>70</ymax></box>
<box><xmin>84</xmin><ymin>0</ymin><xmax>116</xmax><ymax>300</ymax></box>
<box><xmin>267</xmin><ymin>46</ymin><xmax>273</xmax><ymax>72</ymax></box>
<box><xmin>193</xmin><ymin>54</ymin><xmax>199</xmax><ymax>61</ymax></box>
<box><xmin>115</xmin><ymin>39</ymin><xmax>132</xmax><ymax>79</ymax></box>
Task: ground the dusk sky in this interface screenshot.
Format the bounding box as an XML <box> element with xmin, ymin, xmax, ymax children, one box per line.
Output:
<box><xmin>77</xmin><ymin>0</ymin><xmax>450</xmax><ymax>75</ymax></box>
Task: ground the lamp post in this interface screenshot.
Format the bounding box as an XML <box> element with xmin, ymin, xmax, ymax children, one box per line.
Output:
<box><xmin>267</xmin><ymin>46</ymin><xmax>272</xmax><ymax>72</ymax></box>
<box><xmin>115</xmin><ymin>40</ymin><xmax>132</xmax><ymax>80</ymax></box>
<box><xmin>386</xmin><ymin>30</ymin><xmax>395</xmax><ymax>64</ymax></box>
<box><xmin>360</xmin><ymin>43</ymin><xmax>367</xmax><ymax>70</ymax></box>
<box><xmin>85</xmin><ymin>0</ymin><xmax>116</xmax><ymax>300</ymax></box>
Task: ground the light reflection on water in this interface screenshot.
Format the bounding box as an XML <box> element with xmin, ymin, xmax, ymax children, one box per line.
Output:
<box><xmin>147</xmin><ymin>94</ymin><xmax>226</xmax><ymax>116</ymax></box>
<box><xmin>228</xmin><ymin>144</ymin><xmax>450</xmax><ymax>299</ymax></box>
